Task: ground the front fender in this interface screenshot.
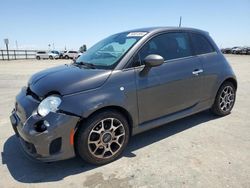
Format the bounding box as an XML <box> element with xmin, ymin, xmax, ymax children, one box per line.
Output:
<box><xmin>59</xmin><ymin>69</ymin><xmax>138</xmax><ymax>128</ymax></box>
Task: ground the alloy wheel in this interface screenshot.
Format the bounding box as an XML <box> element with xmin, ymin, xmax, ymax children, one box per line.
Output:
<box><xmin>87</xmin><ymin>118</ymin><xmax>125</xmax><ymax>159</ymax></box>
<box><xmin>219</xmin><ymin>86</ymin><xmax>235</xmax><ymax>112</ymax></box>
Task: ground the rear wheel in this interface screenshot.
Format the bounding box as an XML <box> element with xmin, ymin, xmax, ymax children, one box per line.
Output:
<box><xmin>76</xmin><ymin>110</ymin><xmax>130</xmax><ymax>165</ymax></box>
<box><xmin>211</xmin><ymin>82</ymin><xmax>236</xmax><ymax>116</ymax></box>
<box><xmin>65</xmin><ymin>55</ymin><xmax>69</xmax><ymax>59</ymax></box>
<box><xmin>36</xmin><ymin>56</ymin><xmax>40</xmax><ymax>60</ymax></box>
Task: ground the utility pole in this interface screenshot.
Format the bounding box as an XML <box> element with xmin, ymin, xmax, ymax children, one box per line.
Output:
<box><xmin>179</xmin><ymin>16</ymin><xmax>182</xmax><ymax>27</ymax></box>
<box><xmin>4</xmin><ymin>38</ymin><xmax>9</xmax><ymax>60</ymax></box>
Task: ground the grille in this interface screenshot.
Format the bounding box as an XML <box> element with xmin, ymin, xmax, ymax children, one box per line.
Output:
<box><xmin>49</xmin><ymin>137</ymin><xmax>62</xmax><ymax>155</ymax></box>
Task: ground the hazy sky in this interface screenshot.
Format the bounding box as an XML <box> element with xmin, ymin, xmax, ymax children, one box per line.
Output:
<box><xmin>0</xmin><ymin>0</ymin><xmax>249</xmax><ymax>50</ymax></box>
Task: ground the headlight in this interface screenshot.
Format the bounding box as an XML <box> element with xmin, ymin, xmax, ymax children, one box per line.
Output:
<box><xmin>37</xmin><ymin>96</ymin><xmax>61</xmax><ymax>117</ymax></box>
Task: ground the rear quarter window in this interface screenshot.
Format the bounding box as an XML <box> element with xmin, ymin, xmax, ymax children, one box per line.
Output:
<box><xmin>190</xmin><ymin>33</ymin><xmax>215</xmax><ymax>55</ymax></box>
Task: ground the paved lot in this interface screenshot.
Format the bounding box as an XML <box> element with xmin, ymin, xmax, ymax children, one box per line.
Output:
<box><xmin>0</xmin><ymin>55</ymin><xmax>250</xmax><ymax>188</ymax></box>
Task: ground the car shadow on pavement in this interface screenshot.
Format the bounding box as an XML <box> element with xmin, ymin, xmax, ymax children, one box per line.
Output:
<box><xmin>2</xmin><ymin>110</ymin><xmax>218</xmax><ymax>183</ymax></box>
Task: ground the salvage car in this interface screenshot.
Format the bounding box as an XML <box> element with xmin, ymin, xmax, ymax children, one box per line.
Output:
<box><xmin>10</xmin><ymin>27</ymin><xmax>237</xmax><ymax>165</ymax></box>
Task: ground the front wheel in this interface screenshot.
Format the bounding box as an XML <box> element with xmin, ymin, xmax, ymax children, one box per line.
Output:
<box><xmin>76</xmin><ymin>110</ymin><xmax>130</xmax><ymax>165</ymax></box>
<box><xmin>211</xmin><ymin>82</ymin><xmax>236</xmax><ymax>116</ymax></box>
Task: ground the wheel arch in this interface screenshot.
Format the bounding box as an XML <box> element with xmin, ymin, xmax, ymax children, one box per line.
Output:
<box><xmin>74</xmin><ymin>105</ymin><xmax>134</xmax><ymax>139</ymax></box>
<box><xmin>221</xmin><ymin>77</ymin><xmax>238</xmax><ymax>90</ymax></box>
<box><xmin>210</xmin><ymin>76</ymin><xmax>237</xmax><ymax>116</ymax></box>
<box><xmin>211</xmin><ymin>76</ymin><xmax>237</xmax><ymax>105</ymax></box>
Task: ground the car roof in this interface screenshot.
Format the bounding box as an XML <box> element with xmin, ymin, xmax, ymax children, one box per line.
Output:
<box><xmin>124</xmin><ymin>26</ymin><xmax>208</xmax><ymax>35</ymax></box>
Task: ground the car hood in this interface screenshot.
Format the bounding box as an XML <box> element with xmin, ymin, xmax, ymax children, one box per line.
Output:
<box><xmin>28</xmin><ymin>64</ymin><xmax>111</xmax><ymax>96</ymax></box>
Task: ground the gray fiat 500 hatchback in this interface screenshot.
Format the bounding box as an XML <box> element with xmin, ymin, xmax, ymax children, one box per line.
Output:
<box><xmin>10</xmin><ymin>27</ymin><xmax>237</xmax><ymax>165</ymax></box>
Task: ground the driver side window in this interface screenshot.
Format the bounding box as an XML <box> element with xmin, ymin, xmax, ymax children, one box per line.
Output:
<box><xmin>138</xmin><ymin>40</ymin><xmax>158</xmax><ymax>64</ymax></box>
<box><xmin>134</xmin><ymin>32</ymin><xmax>192</xmax><ymax>67</ymax></box>
<box><xmin>129</xmin><ymin>40</ymin><xmax>158</xmax><ymax>68</ymax></box>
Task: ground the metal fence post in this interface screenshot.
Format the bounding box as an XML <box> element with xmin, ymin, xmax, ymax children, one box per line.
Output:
<box><xmin>1</xmin><ymin>50</ymin><xmax>4</xmax><ymax>60</ymax></box>
<box><xmin>14</xmin><ymin>50</ymin><xmax>16</xmax><ymax>60</ymax></box>
<box><xmin>6</xmin><ymin>44</ymin><xmax>9</xmax><ymax>60</ymax></box>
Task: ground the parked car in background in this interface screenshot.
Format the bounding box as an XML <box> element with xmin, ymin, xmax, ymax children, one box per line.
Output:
<box><xmin>63</xmin><ymin>50</ymin><xmax>79</xmax><ymax>59</ymax></box>
<box><xmin>36</xmin><ymin>51</ymin><xmax>47</xmax><ymax>60</ymax></box>
<box><xmin>11</xmin><ymin>27</ymin><xmax>237</xmax><ymax>165</ymax></box>
<box><xmin>50</xmin><ymin>50</ymin><xmax>60</xmax><ymax>56</ymax></box>
<box><xmin>59</xmin><ymin>51</ymin><xmax>67</xmax><ymax>59</ymax></box>
<box><xmin>231</xmin><ymin>47</ymin><xmax>242</xmax><ymax>54</ymax></box>
<box><xmin>221</xmin><ymin>46</ymin><xmax>250</xmax><ymax>55</ymax></box>
<box><xmin>221</xmin><ymin>48</ymin><xmax>231</xmax><ymax>54</ymax></box>
<box><xmin>36</xmin><ymin>51</ymin><xmax>59</xmax><ymax>60</ymax></box>
<box><xmin>234</xmin><ymin>47</ymin><xmax>244</xmax><ymax>54</ymax></box>
<box><xmin>240</xmin><ymin>47</ymin><xmax>250</xmax><ymax>55</ymax></box>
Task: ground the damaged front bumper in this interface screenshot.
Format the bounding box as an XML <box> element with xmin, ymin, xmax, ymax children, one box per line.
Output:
<box><xmin>10</xmin><ymin>87</ymin><xmax>80</xmax><ymax>162</ymax></box>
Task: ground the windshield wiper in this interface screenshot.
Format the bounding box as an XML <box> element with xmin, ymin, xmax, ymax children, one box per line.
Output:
<box><xmin>76</xmin><ymin>61</ymin><xmax>96</xmax><ymax>69</ymax></box>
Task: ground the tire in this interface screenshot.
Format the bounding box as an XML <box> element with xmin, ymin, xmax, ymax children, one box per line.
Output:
<box><xmin>76</xmin><ymin>110</ymin><xmax>130</xmax><ymax>165</ymax></box>
<box><xmin>36</xmin><ymin>56</ymin><xmax>40</xmax><ymax>60</ymax></box>
<box><xmin>49</xmin><ymin>56</ymin><xmax>53</xmax><ymax>60</ymax></box>
<box><xmin>65</xmin><ymin>55</ymin><xmax>69</xmax><ymax>59</ymax></box>
<box><xmin>211</xmin><ymin>82</ymin><xmax>236</xmax><ymax>116</ymax></box>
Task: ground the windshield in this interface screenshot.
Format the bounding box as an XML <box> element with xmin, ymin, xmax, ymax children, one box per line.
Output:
<box><xmin>76</xmin><ymin>32</ymin><xmax>146</xmax><ymax>69</ymax></box>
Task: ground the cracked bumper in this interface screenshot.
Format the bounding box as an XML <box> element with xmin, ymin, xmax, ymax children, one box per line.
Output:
<box><xmin>10</xmin><ymin>87</ymin><xmax>80</xmax><ymax>162</ymax></box>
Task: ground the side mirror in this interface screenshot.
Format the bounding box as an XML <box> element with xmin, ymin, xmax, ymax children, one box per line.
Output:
<box><xmin>144</xmin><ymin>54</ymin><xmax>164</xmax><ymax>68</ymax></box>
<box><xmin>140</xmin><ymin>54</ymin><xmax>164</xmax><ymax>77</ymax></box>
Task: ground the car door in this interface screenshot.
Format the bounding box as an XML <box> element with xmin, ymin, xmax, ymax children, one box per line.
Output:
<box><xmin>41</xmin><ymin>51</ymin><xmax>47</xmax><ymax>59</ymax></box>
<box><xmin>135</xmin><ymin>32</ymin><xmax>204</xmax><ymax>124</ymax></box>
<box><xmin>68</xmin><ymin>51</ymin><xmax>76</xmax><ymax>58</ymax></box>
<box><xmin>189</xmin><ymin>32</ymin><xmax>219</xmax><ymax>101</ymax></box>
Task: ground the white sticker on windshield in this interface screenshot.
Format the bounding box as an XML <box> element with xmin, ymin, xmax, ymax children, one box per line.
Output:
<box><xmin>127</xmin><ymin>32</ymin><xmax>147</xmax><ymax>37</ymax></box>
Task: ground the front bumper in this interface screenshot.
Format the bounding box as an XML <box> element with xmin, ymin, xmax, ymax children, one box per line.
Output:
<box><xmin>53</xmin><ymin>55</ymin><xmax>59</xmax><ymax>59</ymax></box>
<box><xmin>10</xmin><ymin>87</ymin><xmax>80</xmax><ymax>162</ymax></box>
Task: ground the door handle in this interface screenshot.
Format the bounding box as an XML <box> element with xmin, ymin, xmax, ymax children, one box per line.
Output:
<box><xmin>192</xmin><ymin>69</ymin><xmax>203</xmax><ymax>75</ymax></box>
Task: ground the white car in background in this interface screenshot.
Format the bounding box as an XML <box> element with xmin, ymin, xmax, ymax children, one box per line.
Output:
<box><xmin>36</xmin><ymin>51</ymin><xmax>59</xmax><ymax>60</ymax></box>
<box><xmin>63</xmin><ymin>50</ymin><xmax>80</xmax><ymax>59</ymax></box>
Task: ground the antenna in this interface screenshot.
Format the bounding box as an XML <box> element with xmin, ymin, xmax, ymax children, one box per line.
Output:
<box><xmin>179</xmin><ymin>16</ymin><xmax>182</xmax><ymax>27</ymax></box>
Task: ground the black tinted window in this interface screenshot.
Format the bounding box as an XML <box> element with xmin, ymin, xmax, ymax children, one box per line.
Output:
<box><xmin>190</xmin><ymin>33</ymin><xmax>215</xmax><ymax>55</ymax></box>
<box><xmin>37</xmin><ymin>51</ymin><xmax>46</xmax><ymax>54</ymax></box>
<box><xmin>138</xmin><ymin>32</ymin><xmax>192</xmax><ymax>63</ymax></box>
<box><xmin>51</xmin><ymin>51</ymin><xmax>58</xmax><ymax>54</ymax></box>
